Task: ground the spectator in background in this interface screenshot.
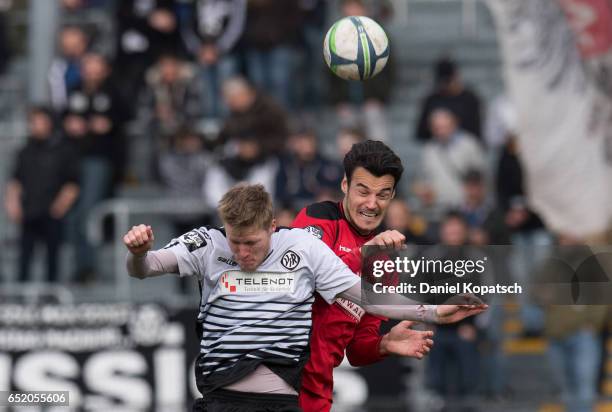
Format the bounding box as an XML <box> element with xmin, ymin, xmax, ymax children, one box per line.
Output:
<box><xmin>64</xmin><ymin>53</ymin><xmax>127</xmax><ymax>282</ymax></box>
<box><xmin>243</xmin><ymin>0</ymin><xmax>301</xmax><ymax>107</ymax></box>
<box><xmin>275</xmin><ymin>125</ymin><xmax>343</xmax><ymax>210</ymax></box>
<box><xmin>497</xmin><ymin>133</ymin><xmax>551</xmax><ymax>335</ymax></box>
<box><xmin>203</xmin><ymin>136</ymin><xmax>278</xmax><ymax>211</ymax></box>
<box><xmin>275</xmin><ymin>205</ymin><xmax>297</xmax><ymax>227</ymax></box>
<box><xmin>329</xmin><ymin>0</ymin><xmax>394</xmax><ymax>142</ymax></box>
<box><xmin>295</xmin><ymin>0</ymin><xmax>326</xmax><ymax>109</ymax></box>
<box><xmin>48</xmin><ymin>26</ymin><xmax>89</xmax><ymax>110</ymax></box>
<box><xmin>383</xmin><ymin>199</ymin><xmax>431</xmax><ymax>244</ymax></box>
<box><xmin>538</xmin><ymin>234</ymin><xmax>608</xmax><ymax>412</ymax></box>
<box><xmin>219</xmin><ymin>76</ymin><xmax>289</xmax><ymax>155</ymax></box>
<box><xmin>460</xmin><ymin>169</ymin><xmax>508</xmax><ymax>246</ymax></box>
<box><xmin>159</xmin><ymin>127</ymin><xmax>211</xmax><ymax>234</ymax></box>
<box><xmin>159</xmin><ymin>128</ymin><xmax>211</xmax><ymax>294</ymax></box>
<box><xmin>0</xmin><ymin>0</ymin><xmax>10</xmax><ymax>75</ymax></box>
<box><xmin>139</xmin><ymin>53</ymin><xmax>203</xmax><ymax>151</ymax></box>
<box><xmin>4</xmin><ymin>107</ymin><xmax>80</xmax><ymax>283</ymax></box>
<box><xmin>335</xmin><ymin>127</ymin><xmax>366</xmax><ymax>159</ymax></box>
<box><xmin>181</xmin><ymin>0</ymin><xmax>246</xmax><ymax>118</ymax></box>
<box><xmin>413</xmin><ymin>109</ymin><xmax>486</xmax><ymax>222</ymax></box>
<box><xmin>426</xmin><ymin>212</ymin><xmax>481</xmax><ymax>409</ymax></box>
<box><xmin>115</xmin><ymin>0</ymin><xmax>184</xmax><ymax>115</ymax></box>
<box><xmin>415</xmin><ymin>57</ymin><xmax>482</xmax><ymax>142</ymax></box>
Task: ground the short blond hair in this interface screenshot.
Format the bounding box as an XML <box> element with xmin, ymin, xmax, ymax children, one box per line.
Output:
<box><xmin>218</xmin><ymin>184</ymin><xmax>274</xmax><ymax>231</ymax></box>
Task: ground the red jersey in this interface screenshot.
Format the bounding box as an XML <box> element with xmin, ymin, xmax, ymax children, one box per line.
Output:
<box><xmin>292</xmin><ymin>201</ymin><xmax>386</xmax><ymax>411</ymax></box>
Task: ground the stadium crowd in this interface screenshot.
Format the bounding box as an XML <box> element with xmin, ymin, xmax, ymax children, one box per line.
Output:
<box><xmin>2</xmin><ymin>0</ymin><xmax>609</xmax><ymax>411</ymax></box>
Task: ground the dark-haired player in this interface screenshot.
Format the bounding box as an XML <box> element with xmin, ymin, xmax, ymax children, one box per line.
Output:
<box><xmin>294</xmin><ymin>140</ymin><xmax>428</xmax><ymax>411</ymax></box>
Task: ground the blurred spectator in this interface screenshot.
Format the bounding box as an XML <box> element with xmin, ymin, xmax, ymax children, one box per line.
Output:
<box><xmin>275</xmin><ymin>126</ymin><xmax>343</xmax><ymax>210</ymax></box>
<box><xmin>4</xmin><ymin>107</ymin><xmax>80</xmax><ymax>282</ymax></box>
<box><xmin>383</xmin><ymin>199</ymin><xmax>431</xmax><ymax>244</ymax></box>
<box><xmin>203</xmin><ymin>136</ymin><xmax>278</xmax><ymax>210</ymax></box>
<box><xmin>0</xmin><ymin>0</ymin><xmax>11</xmax><ymax>75</ymax></box>
<box><xmin>275</xmin><ymin>205</ymin><xmax>297</xmax><ymax>227</ymax></box>
<box><xmin>219</xmin><ymin>76</ymin><xmax>289</xmax><ymax>155</ymax></box>
<box><xmin>426</xmin><ymin>212</ymin><xmax>480</xmax><ymax>407</ymax></box>
<box><xmin>159</xmin><ymin>128</ymin><xmax>210</xmax><ymax>232</ymax></box>
<box><xmin>64</xmin><ymin>53</ymin><xmax>127</xmax><ymax>282</ymax></box>
<box><xmin>138</xmin><ymin>53</ymin><xmax>203</xmax><ymax>155</ymax></box>
<box><xmin>159</xmin><ymin>128</ymin><xmax>211</xmax><ymax>294</ymax></box>
<box><xmin>541</xmin><ymin>235</ymin><xmax>608</xmax><ymax>412</ymax></box>
<box><xmin>48</xmin><ymin>26</ymin><xmax>90</xmax><ymax>110</ymax></box>
<box><xmin>413</xmin><ymin>109</ymin><xmax>486</xmax><ymax>221</ymax></box>
<box><xmin>330</xmin><ymin>0</ymin><xmax>394</xmax><ymax>142</ymax></box>
<box><xmin>61</xmin><ymin>0</ymin><xmax>112</xmax><ymax>10</ymax></box>
<box><xmin>460</xmin><ymin>169</ymin><xmax>508</xmax><ymax>245</ymax></box>
<box><xmin>295</xmin><ymin>0</ymin><xmax>326</xmax><ymax>108</ymax></box>
<box><xmin>497</xmin><ymin>133</ymin><xmax>551</xmax><ymax>335</ymax></box>
<box><xmin>243</xmin><ymin>0</ymin><xmax>301</xmax><ymax>107</ymax></box>
<box><xmin>181</xmin><ymin>0</ymin><xmax>246</xmax><ymax>118</ymax></box>
<box><xmin>115</xmin><ymin>0</ymin><xmax>184</xmax><ymax>115</ymax></box>
<box><xmin>415</xmin><ymin>57</ymin><xmax>482</xmax><ymax>142</ymax></box>
<box><xmin>335</xmin><ymin>126</ymin><xmax>366</xmax><ymax>159</ymax></box>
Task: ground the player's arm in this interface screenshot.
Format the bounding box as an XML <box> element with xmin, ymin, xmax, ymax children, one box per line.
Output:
<box><xmin>347</xmin><ymin>317</ymin><xmax>434</xmax><ymax>365</ymax></box>
<box><xmin>124</xmin><ymin>224</ymin><xmax>179</xmax><ymax>278</ymax></box>
<box><xmin>338</xmin><ymin>282</ymin><xmax>487</xmax><ymax>324</ymax></box>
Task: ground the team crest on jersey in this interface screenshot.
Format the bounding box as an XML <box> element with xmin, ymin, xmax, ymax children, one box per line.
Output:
<box><xmin>180</xmin><ymin>230</ymin><xmax>208</xmax><ymax>252</ymax></box>
<box><xmin>281</xmin><ymin>250</ymin><xmax>301</xmax><ymax>270</ymax></box>
<box><xmin>304</xmin><ymin>225</ymin><xmax>323</xmax><ymax>239</ymax></box>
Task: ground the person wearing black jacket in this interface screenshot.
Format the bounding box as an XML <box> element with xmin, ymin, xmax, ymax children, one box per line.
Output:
<box><xmin>63</xmin><ymin>53</ymin><xmax>127</xmax><ymax>281</ymax></box>
<box><xmin>415</xmin><ymin>58</ymin><xmax>482</xmax><ymax>142</ymax></box>
<box><xmin>4</xmin><ymin>107</ymin><xmax>80</xmax><ymax>282</ymax></box>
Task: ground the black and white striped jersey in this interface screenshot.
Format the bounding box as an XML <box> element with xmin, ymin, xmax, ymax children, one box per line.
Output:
<box><xmin>164</xmin><ymin>226</ymin><xmax>360</xmax><ymax>393</ymax></box>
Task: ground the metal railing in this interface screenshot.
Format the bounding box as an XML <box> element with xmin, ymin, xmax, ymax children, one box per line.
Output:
<box><xmin>403</xmin><ymin>0</ymin><xmax>481</xmax><ymax>38</ymax></box>
<box><xmin>87</xmin><ymin>197</ymin><xmax>211</xmax><ymax>300</ymax></box>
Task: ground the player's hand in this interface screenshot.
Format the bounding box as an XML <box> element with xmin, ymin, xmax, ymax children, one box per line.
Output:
<box><xmin>435</xmin><ymin>304</ymin><xmax>488</xmax><ymax>325</ymax></box>
<box><xmin>123</xmin><ymin>224</ymin><xmax>154</xmax><ymax>256</ymax></box>
<box><xmin>379</xmin><ymin>321</ymin><xmax>434</xmax><ymax>359</ymax></box>
<box><xmin>365</xmin><ymin>230</ymin><xmax>406</xmax><ymax>249</ymax></box>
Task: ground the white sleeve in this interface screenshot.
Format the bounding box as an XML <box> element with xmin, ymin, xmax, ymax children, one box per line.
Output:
<box><xmin>338</xmin><ymin>283</ymin><xmax>439</xmax><ymax>323</ymax></box>
<box><xmin>162</xmin><ymin>228</ymin><xmax>214</xmax><ymax>278</ymax></box>
<box><xmin>306</xmin><ymin>234</ymin><xmax>361</xmax><ymax>304</ymax></box>
<box><xmin>126</xmin><ymin>249</ymin><xmax>179</xmax><ymax>278</ymax></box>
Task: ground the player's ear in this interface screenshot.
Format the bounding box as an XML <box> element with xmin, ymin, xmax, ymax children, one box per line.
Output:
<box><xmin>341</xmin><ymin>175</ymin><xmax>348</xmax><ymax>195</ymax></box>
<box><xmin>269</xmin><ymin>219</ymin><xmax>277</xmax><ymax>234</ymax></box>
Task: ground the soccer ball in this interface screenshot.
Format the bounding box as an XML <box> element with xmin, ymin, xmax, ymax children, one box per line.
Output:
<box><xmin>323</xmin><ymin>16</ymin><xmax>390</xmax><ymax>81</ymax></box>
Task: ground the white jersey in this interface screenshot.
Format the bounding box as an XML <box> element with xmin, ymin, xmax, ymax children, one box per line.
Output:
<box><xmin>163</xmin><ymin>226</ymin><xmax>360</xmax><ymax>393</ymax></box>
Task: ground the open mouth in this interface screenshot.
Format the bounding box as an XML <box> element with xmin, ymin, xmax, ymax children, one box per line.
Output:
<box><xmin>359</xmin><ymin>210</ymin><xmax>378</xmax><ymax>219</ymax></box>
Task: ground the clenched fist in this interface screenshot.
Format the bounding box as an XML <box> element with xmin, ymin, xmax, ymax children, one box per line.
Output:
<box><xmin>123</xmin><ymin>224</ymin><xmax>155</xmax><ymax>256</ymax></box>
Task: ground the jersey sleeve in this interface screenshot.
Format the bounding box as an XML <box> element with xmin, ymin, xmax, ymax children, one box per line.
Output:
<box><xmin>346</xmin><ymin>315</ymin><xmax>386</xmax><ymax>366</ymax></box>
<box><xmin>162</xmin><ymin>227</ymin><xmax>214</xmax><ymax>277</ymax></box>
<box><xmin>303</xmin><ymin>232</ymin><xmax>360</xmax><ymax>304</ymax></box>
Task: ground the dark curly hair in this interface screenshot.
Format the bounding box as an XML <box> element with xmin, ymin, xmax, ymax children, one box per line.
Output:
<box><xmin>343</xmin><ymin>140</ymin><xmax>404</xmax><ymax>188</ymax></box>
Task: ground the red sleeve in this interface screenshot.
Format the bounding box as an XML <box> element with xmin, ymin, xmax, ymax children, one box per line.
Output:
<box><xmin>346</xmin><ymin>314</ymin><xmax>386</xmax><ymax>366</ymax></box>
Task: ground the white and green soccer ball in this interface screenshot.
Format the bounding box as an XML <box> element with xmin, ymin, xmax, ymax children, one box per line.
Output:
<box><xmin>323</xmin><ymin>16</ymin><xmax>390</xmax><ymax>81</ymax></box>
